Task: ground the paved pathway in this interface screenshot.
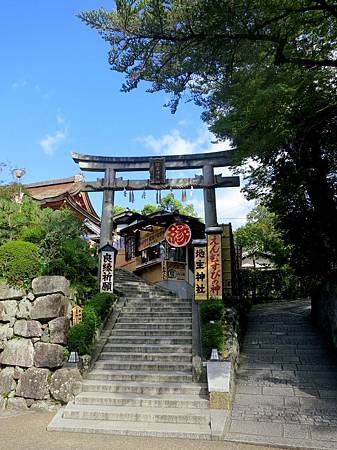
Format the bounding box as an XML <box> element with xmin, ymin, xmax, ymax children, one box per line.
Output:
<box><xmin>223</xmin><ymin>300</ymin><xmax>337</xmax><ymax>449</ymax></box>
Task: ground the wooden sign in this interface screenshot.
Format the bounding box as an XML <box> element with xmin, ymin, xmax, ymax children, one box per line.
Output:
<box><xmin>222</xmin><ymin>224</ymin><xmax>232</xmax><ymax>296</ymax></box>
<box><xmin>138</xmin><ymin>228</ymin><xmax>165</xmax><ymax>251</ymax></box>
<box><xmin>72</xmin><ymin>305</ymin><xmax>83</xmax><ymax>325</ymax></box>
<box><xmin>165</xmin><ymin>223</ymin><xmax>192</xmax><ymax>248</ymax></box>
<box><xmin>100</xmin><ymin>245</ymin><xmax>115</xmax><ymax>293</ymax></box>
<box><xmin>162</xmin><ymin>261</ymin><xmax>186</xmax><ymax>281</ymax></box>
<box><xmin>207</xmin><ymin>234</ymin><xmax>223</xmax><ymax>300</ymax></box>
<box><xmin>194</xmin><ymin>246</ymin><xmax>208</xmax><ymax>301</ymax></box>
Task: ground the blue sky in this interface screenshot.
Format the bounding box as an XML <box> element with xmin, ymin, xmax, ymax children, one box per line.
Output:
<box><xmin>0</xmin><ymin>0</ymin><xmax>254</xmax><ymax>227</ymax></box>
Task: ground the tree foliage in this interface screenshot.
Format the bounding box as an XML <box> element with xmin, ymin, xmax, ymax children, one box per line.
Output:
<box><xmin>80</xmin><ymin>1</ymin><xmax>337</xmax><ymax>285</ymax></box>
<box><xmin>141</xmin><ymin>193</ymin><xmax>199</xmax><ymax>217</ymax></box>
<box><xmin>235</xmin><ymin>205</ymin><xmax>292</xmax><ymax>268</ymax></box>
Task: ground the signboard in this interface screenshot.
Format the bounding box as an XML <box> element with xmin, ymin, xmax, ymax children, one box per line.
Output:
<box><xmin>207</xmin><ymin>234</ymin><xmax>223</xmax><ymax>300</ymax></box>
<box><xmin>138</xmin><ymin>228</ymin><xmax>165</xmax><ymax>251</ymax></box>
<box><xmin>222</xmin><ymin>224</ymin><xmax>232</xmax><ymax>296</ymax></box>
<box><xmin>194</xmin><ymin>246</ymin><xmax>208</xmax><ymax>301</ymax></box>
<box><xmin>100</xmin><ymin>247</ymin><xmax>115</xmax><ymax>293</ymax></box>
<box><xmin>72</xmin><ymin>305</ymin><xmax>83</xmax><ymax>326</ymax></box>
<box><xmin>165</xmin><ymin>223</ymin><xmax>192</xmax><ymax>248</ymax></box>
<box><xmin>162</xmin><ymin>261</ymin><xmax>186</xmax><ymax>281</ymax></box>
<box><xmin>149</xmin><ymin>158</ymin><xmax>166</xmax><ymax>184</ymax></box>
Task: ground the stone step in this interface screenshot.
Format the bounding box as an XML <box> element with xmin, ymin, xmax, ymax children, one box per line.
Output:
<box><xmin>75</xmin><ymin>392</ymin><xmax>209</xmax><ymax>409</ymax></box>
<box><xmin>48</xmin><ymin>413</ymin><xmax>211</xmax><ymax>439</ymax></box>
<box><xmin>109</xmin><ymin>329</ymin><xmax>192</xmax><ymax>336</ymax></box>
<box><xmin>122</xmin><ymin>307</ymin><xmax>192</xmax><ymax>313</ymax></box>
<box><xmin>107</xmin><ymin>336</ymin><xmax>192</xmax><ymax>345</ymax></box>
<box><xmin>81</xmin><ymin>380</ymin><xmax>207</xmax><ymax>396</ymax></box>
<box><xmin>119</xmin><ymin>312</ymin><xmax>192</xmax><ymax>318</ymax></box>
<box><xmin>87</xmin><ymin>370</ymin><xmax>192</xmax><ymax>383</ymax></box>
<box><xmin>102</xmin><ymin>344</ymin><xmax>192</xmax><ymax>354</ymax></box>
<box><xmin>93</xmin><ymin>360</ymin><xmax>192</xmax><ymax>372</ymax></box>
<box><xmin>117</xmin><ymin>317</ymin><xmax>190</xmax><ymax>324</ymax></box>
<box><xmin>114</xmin><ymin>321</ymin><xmax>191</xmax><ymax>329</ymax></box>
<box><xmin>100</xmin><ymin>352</ymin><xmax>192</xmax><ymax>362</ymax></box>
<box><xmin>61</xmin><ymin>404</ymin><xmax>210</xmax><ymax>425</ymax></box>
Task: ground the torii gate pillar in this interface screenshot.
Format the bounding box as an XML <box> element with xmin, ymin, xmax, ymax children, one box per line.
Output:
<box><xmin>202</xmin><ymin>164</ymin><xmax>218</xmax><ymax>228</ymax></box>
<box><xmin>100</xmin><ymin>168</ymin><xmax>115</xmax><ymax>248</ymax></box>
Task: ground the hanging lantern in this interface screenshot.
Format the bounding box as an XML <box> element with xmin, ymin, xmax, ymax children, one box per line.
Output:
<box><xmin>181</xmin><ymin>189</ymin><xmax>187</xmax><ymax>202</ymax></box>
<box><xmin>142</xmin><ymin>189</ymin><xmax>146</xmax><ymax>199</ymax></box>
<box><xmin>123</xmin><ymin>187</ymin><xmax>127</xmax><ymax>197</ymax></box>
<box><xmin>159</xmin><ymin>190</ymin><xmax>162</xmax><ymax>203</ymax></box>
<box><xmin>190</xmin><ymin>185</ymin><xmax>194</xmax><ymax>196</ymax></box>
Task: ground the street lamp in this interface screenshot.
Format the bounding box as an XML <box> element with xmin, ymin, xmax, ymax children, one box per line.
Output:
<box><xmin>12</xmin><ymin>168</ymin><xmax>26</xmax><ymax>204</ymax></box>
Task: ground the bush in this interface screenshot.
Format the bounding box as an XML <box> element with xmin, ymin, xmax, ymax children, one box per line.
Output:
<box><xmin>0</xmin><ymin>240</ymin><xmax>41</xmax><ymax>288</ymax></box>
<box><xmin>200</xmin><ymin>299</ymin><xmax>224</xmax><ymax>323</ymax></box>
<box><xmin>67</xmin><ymin>305</ymin><xmax>99</xmax><ymax>355</ymax></box>
<box><xmin>87</xmin><ymin>292</ymin><xmax>115</xmax><ymax>322</ymax></box>
<box><xmin>20</xmin><ymin>225</ymin><xmax>46</xmax><ymax>244</ymax></box>
<box><xmin>201</xmin><ymin>321</ymin><xmax>225</xmax><ymax>359</ymax></box>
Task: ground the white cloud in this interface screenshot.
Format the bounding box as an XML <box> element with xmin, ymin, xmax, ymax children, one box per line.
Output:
<box><xmin>11</xmin><ymin>79</ymin><xmax>28</xmax><ymax>89</ymax></box>
<box><xmin>40</xmin><ymin>129</ymin><xmax>67</xmax><ymax>156</ymax></box>
<box><xmin>136</xmin><ymin>125</ymin><xmax>232</xmax><ymax>156</ymax></box>
<box><xmin>56</xmin><ymin>113</ymin><xmax>65</xmax><ymax>124</ymax></box>
<box><xmin>191</xmin><ymin>188</ymin><xmax>255</xmax><ymax>229</ymax></box>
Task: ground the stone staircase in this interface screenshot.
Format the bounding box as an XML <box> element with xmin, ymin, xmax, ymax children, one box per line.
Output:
<box><xmin>48</xmin><ymin>269</ymin><xmax>212</xmax><ymax>439</ymax></box>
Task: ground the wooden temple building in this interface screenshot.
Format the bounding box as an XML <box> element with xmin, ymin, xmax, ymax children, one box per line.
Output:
<box><xmin>25</xmin><ymin>175</ymin><xmax>101</xmax><ymax>242</ymax></box>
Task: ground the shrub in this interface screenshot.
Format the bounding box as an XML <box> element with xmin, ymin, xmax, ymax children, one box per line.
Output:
<box><xmin>20</xmin><ymin>225</ymin><xmax>46</xmax><ymax>244</ymax></box>
<box><xmin>201</xmin><ymin>321</ymin><xmax>225</xmax><ymax>359</ymax></box>
<box><xmin>0</xmin><ymin>240</ymin><xmax>41</xmax><ymax>288</ymax></box>
<box><xmin>87</xmin><ymin>292</ymin><xmax>115</xmax><ymax>322</ymax></box>
<box><xmin>67</xmin><ymin>306</ymin><xmax>99</xmax><ymax>355</ymax></box>
<box><xmin>200</xmin><ymin>299</ymin><xmax>224</xmax><ymax>323</ymax></box>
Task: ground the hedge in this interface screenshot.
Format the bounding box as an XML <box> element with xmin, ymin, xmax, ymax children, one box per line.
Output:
<box><xmin>0</xmin><ymin>240</ymin><xmax>41</xmax><ymax>288</ymax></box>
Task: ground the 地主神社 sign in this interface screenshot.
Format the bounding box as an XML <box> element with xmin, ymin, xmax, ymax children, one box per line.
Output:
<box><xmin>194</xmin><ymin>246</ymin><xmax>208</xmax><ymax>301</ymax></box>
<box><xmin>100</xmin><ymin>245</ymin><xmax>116</xmax><ymax>293</ymax></box>
<box><xmin>207</xmin><ymin>234</ymin><xmax>222</xmax><ymax>300</ymax></box>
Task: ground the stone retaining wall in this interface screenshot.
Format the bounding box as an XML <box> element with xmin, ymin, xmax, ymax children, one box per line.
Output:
<box><xmin>0</xmin><ymin>276</ymin><xmax>81</xmax><ymax>411</ymax></box>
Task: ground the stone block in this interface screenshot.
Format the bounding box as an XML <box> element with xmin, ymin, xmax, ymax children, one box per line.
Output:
<box><xmin>0</xmin><ymin>300</ymin><xmax>18</xmax><ymax>323</ymax></box>
<box><xmin>50</xmin><ymin>368</ymin><xmax>82</xmax><ymax>403</ymax></box>
<box><xmin>7</xmin><ymin>397</ymin><xmax>28</xmax><ymax>411</ymax></box>
<box><xmin>26</xmin><ymin>292</ymin><xmax>35</xmax><ymax>302</ymax></box>
<box><xmin>14</xmin><ymin>320</ymin><xmax>42</xmax><ymax>338</ymax></box>
<box><xmin>0</xmin><ymin>397</ymin><xmax>7</xmax><ymax>410</ymax></box>
<box><xmin>31</xmin><ymin>294</ymin><xmax>66</xmax><ymax>321</ymax></box>
<box><xmin>207</xmin><ymin>361</ymin><xmax>233</xmax><ymax>410</ymax></box>
<box><xmin>34</xmin><ymin>342</ymin><xmax>64</xmax><ymax>368</ymax></box>
<box><xmin>210</xmin><ymin>391</ymin><xmax>231</xmax><ymax>409</ymax></box>
<box><xmin>49</xmin><ymin>317</ymin><xmax>69</xmax><ymax>344</ymax></box>
<box><xmin>32</xmin><ymin>276</ymin><xmax>70</xmax><ymax>297</ymax></box>
<box><xmin>16</xmin><ymin>367</ymin><xmax>50</xmax><ymax>400</ymax></box>
<box><xmin>0</xmin><ymin>367</ymin><xmax>16</xmax><ymax>394</ymax></box>
<box><xmin>13</xmin><ymin>366</ymin><xmax>24</xmax><ymax>380</ymax></box>
<box><xmin>17</xmin><ymin>298</ymin><xmax>32</xmax><ymax>319</ymax></box>
<box><xmin>0</xmin><ymin>323</ymin><xmax>12</xmax><ymax>350</ymax></box>
<box><xmin>0</xmin><ymin>285</ymin><xmax>24</xmax><ymax>300</ymax></box>
<box><xmin>30</xmin><ymin>400</ymin><xmax>60</xmax><ymax>412</ymax></box>
<box><xmin>0</xmin><ymin>338</ymin><xmax>34</xmax><ymax>367</ymax></box>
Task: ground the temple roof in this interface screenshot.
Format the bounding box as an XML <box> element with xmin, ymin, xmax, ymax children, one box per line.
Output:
<box><xmin>25</xmin><ymin>175</ymin><xmax>100</xmax><ymax>226</ymax></box>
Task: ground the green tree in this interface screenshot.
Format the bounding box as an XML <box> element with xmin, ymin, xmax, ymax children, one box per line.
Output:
<box><xmin>234</xmin><ymin>205</ymin><xmax>291</xmax><ymax>268</ymax></box>
<box><xmin>80</xmin><ymin>1</ymin><xmax>337</xmax><ymax>287</ymax></box>
<box><xmin>141</xmin><ymin>193</ymin><xmax>199</xmax><ymax>217</ymax></box>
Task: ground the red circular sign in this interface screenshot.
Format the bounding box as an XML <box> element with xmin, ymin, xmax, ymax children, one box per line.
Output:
<box><xmin>165</xmin><ymin>223</ymin><xmax>192</xmax><ymax>248</ymax></box>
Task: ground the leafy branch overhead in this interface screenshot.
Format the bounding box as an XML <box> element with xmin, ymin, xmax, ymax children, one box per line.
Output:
<box><xmin>79</xmin><ymin>0</ymin><xmax>337</xmax><ymax>110</ymax></box>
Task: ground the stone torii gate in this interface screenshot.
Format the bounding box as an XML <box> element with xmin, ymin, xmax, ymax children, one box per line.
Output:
<box><xmin>71</xmin><ymin>150</ymin><xmax>240</xmax><ymax>249</ymax></box>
